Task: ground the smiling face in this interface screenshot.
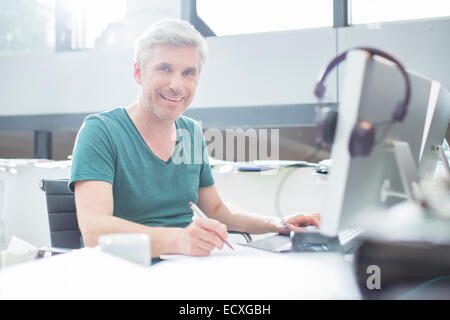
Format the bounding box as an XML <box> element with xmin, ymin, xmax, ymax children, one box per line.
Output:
<box><xmin>134</xmin><ymin>43</ymin><xmax>200</xmax><ymax>122</ymax></box>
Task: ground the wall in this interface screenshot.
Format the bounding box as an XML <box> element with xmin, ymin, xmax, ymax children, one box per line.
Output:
<box><xmin>0</xmin><ymin>17</ymin><xmax>448</xmax><ymax>158</ymax></box>
<box><xmin>193</xmin><ymin>27</ymin><xmax>336</xmax><ymax>108</ymax></box>
<box><xmin>0</xmin><ymin>48</ymin><xmax>136</xmax><ymax>116</ymax></box>
<box><xmin>0</xmin><ymin>27</ymin><xmax>337</xmax><ymax>116</ymax></box>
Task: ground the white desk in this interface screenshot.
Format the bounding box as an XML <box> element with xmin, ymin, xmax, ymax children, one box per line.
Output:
<box><xmin>0</xmin><ymin>246</ymin><xmax>361</xmax><ymax>299</ymax></box>
<box><xmin>0</xmin><ymin>161</ymin><xmax>340</xmax><ymax>299</ymax></box>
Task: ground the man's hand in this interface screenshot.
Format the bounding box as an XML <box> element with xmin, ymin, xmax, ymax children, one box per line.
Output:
<box><xmin>177</xmin><ymin>217</ymin><xmax>229</xmax><ymax>256</ymax></box>
<box><xmin>279</xmin><ymin>213</ymin><xmax>321</xmax><ymax>235</ymax></box>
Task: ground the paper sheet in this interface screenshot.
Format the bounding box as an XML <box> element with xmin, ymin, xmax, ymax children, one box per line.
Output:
<box><xmin>160</xmin><ymin>240</ymin><xmax>275</xmax><ymax>261</ymax></box>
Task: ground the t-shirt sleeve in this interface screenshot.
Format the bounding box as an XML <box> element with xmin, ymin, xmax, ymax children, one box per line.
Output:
<box><xmin>198</xmin><ymin>126</ymin><xmax>215</xmax><ymax>188</ymax></box>
<box><xmin>69</xmin><ymin>116</ymin><xmax>116</xmax><ymax>192</ymax></box>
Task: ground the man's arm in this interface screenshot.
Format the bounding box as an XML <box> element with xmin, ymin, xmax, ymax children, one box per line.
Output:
<box><xmin>197</xmin><ymin>184</ymin><xmax>320</xmax><ymax>234</ymax></box>
<box><xmin>74</xmin><ymin>180</ymin><xmax>227</xmax><ymax>257</ymax></box>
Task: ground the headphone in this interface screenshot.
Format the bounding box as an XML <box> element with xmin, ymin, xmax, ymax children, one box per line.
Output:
<box><xmin>314</xmin><ymin>47</ymin><xmax>411</xmax><ymax>157</ymax></box>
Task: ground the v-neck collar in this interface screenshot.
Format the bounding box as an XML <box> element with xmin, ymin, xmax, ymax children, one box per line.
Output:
<box><xmin>122</xmin><ymin>108</ymin><xmax>180</xmax><ymax>166</ymax></box>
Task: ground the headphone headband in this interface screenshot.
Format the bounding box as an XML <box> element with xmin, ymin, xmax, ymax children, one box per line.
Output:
<box><xmin>314</xmin><ymin>47</ymin><xmax>411</xmax><ymax>121</ymax></box>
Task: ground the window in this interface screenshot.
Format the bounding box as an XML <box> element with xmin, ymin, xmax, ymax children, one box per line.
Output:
<box><xmin>1</xmin><ymin>0</ymin><xmax>181</xmax><ymax>54</ymax></box>
<box><xmin>0</xmin><ymin>0</ymin><xmax>55</xmax><ymax>55</ymax></box>
<box><xmin>58</xmin><ymin>0</ymin><xmax>180</xmax><ymax>49</ymax></box>
<box><xmin>350</xmin><ymin>0</ymin><xmax>450</xmax><ymax>25</ymax></box>
<box><xmin>197</xmin><ymin>0</ymin><xmax>333</xmax><ymax>36</ymax></box>
<box><xmin>62</xmin><ymin>0</ymin><xmax>127</xmax><ymax>49</ymax></box>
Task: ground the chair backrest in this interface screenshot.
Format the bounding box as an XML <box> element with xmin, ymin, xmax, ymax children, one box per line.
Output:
<box><xmin>39</xmin><ymin>179</ymin><xmax>81</xmax><ymax>249</ymax></box>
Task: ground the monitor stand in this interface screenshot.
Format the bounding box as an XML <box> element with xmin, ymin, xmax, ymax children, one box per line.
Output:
<box><xmin>381</xmin><ymin>140</ymin><xmax>424</xmax><ymax>202</ymax></box>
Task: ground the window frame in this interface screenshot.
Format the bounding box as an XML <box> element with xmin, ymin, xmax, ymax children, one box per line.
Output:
<box><xmin>183</xmin><ymin>0</ymin><xmax>349</xmax><ymax>37</ymax></box>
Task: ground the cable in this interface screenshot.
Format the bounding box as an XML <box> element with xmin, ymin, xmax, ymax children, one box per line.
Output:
<box><xmin>396</xmin><ymin>275</ymin><xmax>450</xmax><ymax>300</ymax></box>
<box><xmin>274</xmin><ymin>145</ymin><xmax>322</xmax><ymax>221</ymax></box>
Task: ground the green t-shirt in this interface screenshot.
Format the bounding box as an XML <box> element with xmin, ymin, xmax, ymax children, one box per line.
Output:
<box><xmin>69</xmin><ymin>107</ymin><xmax>215</xmax><ymax>228</ymax></box>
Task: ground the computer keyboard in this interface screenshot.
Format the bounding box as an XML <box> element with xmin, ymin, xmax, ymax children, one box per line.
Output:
<box><xmin>304</xmin><ymin>226</ymin><xmax>320</xmax><ymax>232</ymax></box>
<box><xmin>338</xmin><ymin>228</ymin><xmax>364</xmax><ymax>253</ymax></box>
<box><xmin>338</xmin><ymin>228</ymin><xmax>364</xmax><ymax>246</ymax></box>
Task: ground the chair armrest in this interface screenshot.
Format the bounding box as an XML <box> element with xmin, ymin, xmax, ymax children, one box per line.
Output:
<box><xmin>228</xmin><ymin>231</ymin><xmax>252</xmax><ymax>244</ymax></box>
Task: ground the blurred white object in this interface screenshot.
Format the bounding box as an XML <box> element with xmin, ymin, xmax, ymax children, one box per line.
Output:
<box><xmin>353</xmin><ymin>199</ymin><xmax>450</xmax><ymax>245</ymax></box>
<box><xmin>422</xmin><ymin>176</ymin><xmax>450</xmax><ymax>219</ymax></box>
<box><xmin>0</xmin><ymin>236</ymin><xmax>38</xmax><ymax>268</ymax></box>
<box><xmin>98</xmin><ymin>233</ymin><xmax>151</xmax><ymax>266</ymax></box>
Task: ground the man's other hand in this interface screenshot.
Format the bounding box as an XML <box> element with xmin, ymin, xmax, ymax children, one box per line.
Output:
<box><xmin>178</xmin><ymin>217</ymin><xmax>228</xmax><ymax>256</ymax></box>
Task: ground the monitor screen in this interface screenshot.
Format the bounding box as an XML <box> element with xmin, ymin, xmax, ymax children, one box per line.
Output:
<box><xmin>320</xmin><ymin>50</ymin><xmax>434</xmax><ymax>236</ymax></box>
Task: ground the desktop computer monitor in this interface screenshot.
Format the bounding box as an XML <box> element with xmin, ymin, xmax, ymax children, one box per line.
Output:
<box><xmin>320</xmin><ymin>50</ymin><xmax>434</xmax><ymax>237</ymax></box>
<box><xmin>418</xmin><ymin>82</ymin><xmax>450</xmax><ymax>180</ymax></box>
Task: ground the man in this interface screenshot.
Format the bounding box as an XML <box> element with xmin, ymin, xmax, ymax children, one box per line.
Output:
<box><xmin>70</xmin><ymin>19</ymin><xmax>320</xmax><ymax>258</ymax></box>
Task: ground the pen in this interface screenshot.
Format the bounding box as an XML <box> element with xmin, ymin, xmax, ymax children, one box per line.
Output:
<box><xmin>188</xmin><ymin>202</ymin><xmax>234</xmax><ymax>250</ymax></box>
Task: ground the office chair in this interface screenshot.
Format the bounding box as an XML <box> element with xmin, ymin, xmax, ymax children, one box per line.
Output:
<box><xmin>39</xmin><ymin>179</ymin><xmax>81</xmax><ymax>249</ymax></box>
<box><xmin>39</xmin><ymin>179</ymin><xmax>251</xmax><ymax>249</ymax></box>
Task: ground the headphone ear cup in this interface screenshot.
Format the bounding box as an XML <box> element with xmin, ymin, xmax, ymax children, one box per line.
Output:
<box><xmin>349</xmin><ymin>121</ymin><xmax>376</xmax><ymax>157</ymax></box>
<box><xmin>315</xmin><ymin>107</ymin><xmax>338</xmax><ymax>146</ymax></box>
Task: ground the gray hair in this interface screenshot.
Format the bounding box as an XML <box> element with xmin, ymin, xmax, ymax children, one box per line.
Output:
<box><xmin>134</xmin><ymin>19</ymin><xmax>209</xmax><ymax>71</ymax></box>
